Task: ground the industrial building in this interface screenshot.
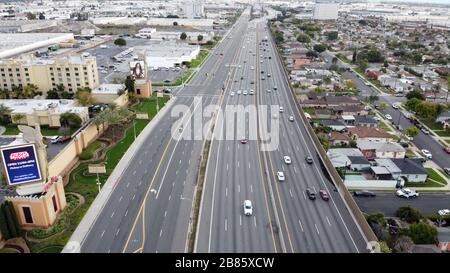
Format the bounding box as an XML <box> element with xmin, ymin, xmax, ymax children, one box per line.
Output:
<box><xmin>136</xmin><ymin>28</ymin><xmax>214</xmax><ymax>42</ymax></box>
<box><xmin>0</xmin><ymin>54</ymin><xmax>99</xmax><ymax>94</ymax></box>
<box><xmin>182</xmin><ymin>0</ymin><xmax>205</xmax><ymax>19</ymax></box>
<box><xmin>0</xmin><ymin>99</ymin><xmax>89</xmax><ymax>127</ymax></box>
<box><xmin>134</xmin><ymin>42</ymin><xmax>200</xmax><ymax>68</ymax></box>
<box><xmin>313</xmin><ymin>3</ymin><xmax>339</xmax><ymax>20</ymax></box>
<box><xmin>0</xmin><ymin>33</ymin><xmax>74</xmax><ymax>59</ymax></box>
<box><xmin>0</xmin><ymin>20</ymin><xmax>57</xmax><ymax>33</ymax></box>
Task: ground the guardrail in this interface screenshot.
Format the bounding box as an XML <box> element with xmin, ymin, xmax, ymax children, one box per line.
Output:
<box><xmin>267</xmin><ymin>23</ymin><xmax>378</xmax><ymax>246</ymax></box>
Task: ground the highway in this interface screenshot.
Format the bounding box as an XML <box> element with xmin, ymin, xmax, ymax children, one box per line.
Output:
<box><xmin>322</xmin><ymin>51</ymin><xmax>450</xmax><ymax>170</ymax></box>
<box><xmin>196</xmin><ymin>17</ymin><xmax>369</xmax><ymax>253</ymax></box>
<box><xmin>79</xmin><ymin>13</ymin><xmax>250</xmax><ymax>253</ymax></box>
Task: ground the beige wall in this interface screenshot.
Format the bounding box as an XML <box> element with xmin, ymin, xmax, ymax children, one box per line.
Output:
<box><xmin>6</xmin><ymin>178</ymin><xmax>67</xmax><ymax>229</ymax></box>
<box><xmin>92</xmin><ymin>92</ymin><xmax>129</xmax><ymax>107</ymax></box>
<box><xmin>48</xmin><ymin>121</ymin><xmax>107</xmax><ymax>178</ymax></box>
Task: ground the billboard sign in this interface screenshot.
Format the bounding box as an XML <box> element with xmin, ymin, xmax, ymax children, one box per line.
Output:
<box><xmin>130</xmin><ymin>60</ymin><xmax>145</xmax><ymax>80</ymax></box>
<box><xmin>1</xmin><ymin>143</ymin><xmax>42</xmax><ymax>186</ymax></box>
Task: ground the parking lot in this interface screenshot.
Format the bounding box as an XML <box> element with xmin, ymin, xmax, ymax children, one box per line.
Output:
<box><xmin>84</xmin><ymin>37</ymin><xmax>186</xmax><ymax>85</ymax></box>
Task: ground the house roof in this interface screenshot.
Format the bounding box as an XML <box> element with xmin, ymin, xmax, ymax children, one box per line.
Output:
<box><xmin>391</xmin><ymin>158</ymin><xmax>428</xmax><ymax>175</ymax></box>
<box><xmin>321</xmin><ymin>119</ymin><xmax>345</xmax><ymax>127</ymax></box>
<box><xmin>355</xmin><ymin>116</ymin><xmax>378</xmax><ymax>124</ymax></box>
<box><xmin>371</xmin><ymin>166</ymin><xmax>391</xmax><ymax>175</ymax></box>
<box><xmin>357</xmin><ymin>140</ymin><xmax>405</xmax><ymax>153</ymax></box>
<box><xmin>375</xmin><ymin>158</ymin><xmax>402</xmax><ymax>174</ymax></box>
<box><xmin>348</xmin><ymin>156</ymin><xmax>370</xmax><ymax>165</ymax></box>
<box><xmin>327</xmin><ymin>148</ymin><xmax>363</xmax><ymax>157</ymax></box>
<box><xmin>330</xmin><ymin>131</ymin><xmax>351</xmax><ymax>141</ymax></box>
<box><xmin>349</xmin><ymin>126</ymin><xmax>393</xmax><ymax>139</ymax></box>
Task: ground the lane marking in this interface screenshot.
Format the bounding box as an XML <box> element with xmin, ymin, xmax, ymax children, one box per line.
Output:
<box><xmin>240</xmin><ymin>215</ymin><xmax>242</xmax><ymax>226</ymax></box>
<box><xmin>225</xmin><ymin>219</ymin><xmax>228</xmax><ymax>232</ymax></box>
<box><xmin>254</xmin><ymin>216</ymin><xmax>257</xmax><ymax>227</ymax></box>
<box><xmin>289</xmin><ymin>189</ymin><xmax>293</xmax><ymax>198</ymax></box>
<box><xmin>100</xmin><ymin>230</ymin><xmax>105</xmax><ymax>238</ymax></box>
<box><xmin>119</xmin><ymin>196</ymin><xmax>123</xmax><ymax>202</ymax></box>
<box><xmin>125</xmin><ymin>210</ymin><xmax>128</xmax><ymax>217</ymax></box>
<box><xmin>298</xmin><ymin>220</ymin><xmax>304</xmax><ymax>232</ymax></box>
<box><xmin>116</xmin><ymin>228</ymin><xmax>120</xmax><ymax>236</ymax></box>
<box><xmin>326</xmin><ymin>216</ymin><xmax>332</xmax><ymax>227</ymax></box>
<box><xmin>110</xmin><ymin>211</ymin><xmax>115</xmax><ymax>218</ymax></box>
<box><xmin>315</xmin><ymin>224</ymin><xmax>320</xmax><ymax>235</ymax></box>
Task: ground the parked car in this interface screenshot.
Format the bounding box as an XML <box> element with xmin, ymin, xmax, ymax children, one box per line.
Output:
<box><xmin>385</xmin><ymin>114</ymin><xmax>392</xmax><ymax>120</ymax></box>
<box><xmin>421</xmin><ymin>128</ymin><xmax>430</xmax><ymax>135</ymax></box>
<box><xmin>438</xmin><ymin>209</ymin><xmax>450</xmax><ymax>216</ymax></box>
<box><xmin>421</xmin><ymin>149</ymin><xmax>432</xmax><ymax>160</ymax></box>
<box><xmin>57</xmin><ymin>136</ymin><xmax>71</xmax><ymax>143</ymax></box>
<box><xmin>353</xmin><ymin>190</ymin><xmax>376</xmax><ymax>197</ymax></box>
<box><xmin>443</xmin><ymin>147</ymin><xmax>450</xmax><ymax>154</ymax></box>
<box><xmin>396</xmin><ymin>188</ymin><xmax>419</xmax><ymax>198</ymax></box>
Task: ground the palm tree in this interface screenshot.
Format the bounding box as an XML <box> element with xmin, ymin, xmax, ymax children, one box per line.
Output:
<box><xmin>0</xmin><ymin>89</ymin><xmax>9</xmax><ymax>99</ymax></box>
<box><xmin>0</xmin><ymin>103</ymin><xmax>11</xmax><ymax>124</ymax></box>
<box><xmin>12</xmin><ymin>113</ymin><xmax>25</xmax><ymax>124</ymax></box>
<box><xmin>23</xmin><ymin>84</ymin><xmax>38</xmax><ymax>99</ymax></box>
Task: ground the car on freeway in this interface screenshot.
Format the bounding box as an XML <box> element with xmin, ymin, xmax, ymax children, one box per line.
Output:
<box><xmin>243</xmin><ymin>90</ymin><xmax>248</xmax><ymax>95</ymax></box>
<box><xmin>385</xmin><ymin>114</ymin><xmax>392</xmax><ymax>120</ymax></box>
<box><xmin>261</xmin><ymin>70</ymin><xmax>264</xmax><ymax>74</ymax></box>
<box><xmin>283</xmin><ymin>156</ymin><xmax>291</xmax><ymax>165</ymax></box>
<box><xmin>241</xmin><ymin>76</ymin><xmax>244</xmax><ymax>80</ymax></box>
<box><xmin>279</xmin><ymin>106</ymin><xmax>284</xmax><ymax>113</ymax></box>
<box><xmin>443</xmin><ymin>147</ymin><xmax>450</xmax><ymax>154</ymax></box>
<box><xmin>438</xmin><ymin>209</ymin><xmax>450</xmax><ymax>216</ymax></box>
<box><xmin>306</xmin><ymin>188</ymin><xmax>316</xmax><ymax>200</ymax></box>
<box><xmin>237</xmin><ymin>90</ymin><xmax>242</xmax><ymax>95</ymax></box>
<box><xmin>273</xmin><ymin>86</ymin><xmax>278</xmax><ymax>90</ymax></box>
<box><xmin>243</xmin><ymin>200</ymin><xmax>253</xmax><ymax>216</ymax></box>
<box><xmin>319</xmin><ymin>190</ymin><xmax>329</xmax><ymax>201</ymax></box>
<box><xmin>240</xmin><ymin>137</ymin><xmax>248</xmax><ymax>144</ymax></box>
<box><xmin>267</xmin><ymin>74</ymin><xmax>271</xmax><ymax>77</ymax></box>
<box><xmin>251</xmin><ymin>66</ymin><xmax>254</xmax><ymax>70</ymax></box>
<box><xmin>249</xmin><ymin>90</ymin><xmax>254</xmax><ymax>95</ymax></box>
<box><xmin>444</xmin><ymin>168</ymin><xmax>450</xmax><ymax>176</ymax></box>
<box><xmin>305</xmin><ymin>156</ymin><xmax>313</xmax><ymax>164</ymax></box>
<box><xmin>250</xmin><ymin>81</ymin><xmax>254</xmax><ymax>84</ymax></box>
<box><xmin>289</xmin><ymin>116</ymin><xmax>294</xmax><ymax>122</ymax></box>
<box><xmin>396</xmin><ymin>188</ymin><xmax>419</xmax><ymax>198</ymax></box>
<box><xmin>421</xmin><ymin>149</ymin><xmax>432</xmax><ymax>160</ymax></box>
<box><xmin>267</xmin><ymin>89</ymin><xmax>271</xmax><ymax>93</ymax></box>
<box><xmin>261</xmin><ymin>76</ymin><xmax>265</xmax><ymax>80</ymax></box>
<box><xmin>421</xmin><ymin>128</ymin><xmax>430</xmax><ymax>135</ymax></box>
<box><xmin>353</xmin><ymin>190</ymin><xmax>376</xmax><ymax>197</ymax></box>
<box><xmin>230</xmin><ymin>91</ymin><xmax>235</xmax><ymax>96</ymax></box>
<box><xmin>365</xmin><ymin>82</ymin><xmax>371</xmax><ymax>86</ymax></box>
<box><xmin>277</xmin><ymin>171</ymin><xmax>285</xmax><ymax>182</ymax></box>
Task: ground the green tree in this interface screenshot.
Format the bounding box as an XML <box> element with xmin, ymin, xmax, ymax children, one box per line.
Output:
<box><xmin>125</xmin><ymin>75</ymin><xmax>135</xmax><ymax>93</ymax></box>
<box><xmin>296</xmin><ymin>33</ymin><xmax>310</xmax><ymax>43</ymax></box>
<box><xmin>406</xmin><ymin>88</ymin><xmax>425</xmax><ymax>100</ymax></box>
<box><xmin>180</xmin><ymin>32</ymin><xmax>187</xmax><ymax>40</ymax></box>
<box><xmin>358</xmin><ymin>59</ymin><xmax>368</xmax><ymax>72</ymax></box>
<box><xmin>1</xmin><ymin>201</ymin><xmax>21</xmax><ymax>238</ymax></box>
<box><xmin>384</xmin><ymin>60</ymin><xmax>389</xmax><ymax>67</ymax></box>
<box><xmin>306</xmin><ymin>50</ymin><xmax>318</xmax><ymax>59</ymax></box>
<box><xmin>12</xmin><ymin>113</ymin><xmax>25</xmax><ymax>124</ymax></box>
<box><xmin>396</xmin><ymin>206</ymin><xmax>423</xmax><ymax>223</ymax></box>
<box><xmin>380</xmin><ymin>241</ymin><xmax>392</xmax><ymax>253</ymax></box>
<box><xmin>23</xmin><ymin>84</ymin><xmax>38</xmax><ymax>98</ymax></box>
<box><xmin>393</xmin><ymin>235</ymin><xmax>414</xmax><ymax>253</ymax></box>
<box><xmin>380</xmin><ymin>102</ymin><xmax>388</xmax><ymax>111</ymax></box>
<box><xmin>408</xmin><ymin>222</ymin><xmax>437</xmax><ymax>244</ymax></box>
<box><xmin>369</xmin><ymin>95</ymin><xmax>379</xmax><ymax>104</ymax></box>
<box><xmin>325</xmin><ymin>31</ymin><xmax>338</xmax><ymax>40</ymax></box>
<box><xmin>345</xmin><ymin>79</ymin><xmax>357</xmax><ymax>91</ymax></box>
<box><xmin>46</xmin><ymin>90</ymin><xmax>59</xmax><ymax>99</ymax></box>
<box><xmin>60</xmin><ymin>112</ymin><xmax>82</xmax><ymax>128</ymax></box>
<box><xmin>75</xmin><ymin>87</ymin><xmax>92</xmax><ymax>106</ymax></box>
<box><xmin>0</xmin><ymin>103</ymin><xmax>11</xmax><ymax>124</ymax></box>
<box><xmin>313</xmin><ymin>43</ymin><xmax>327</xmax><ymax>53</ymax></box>
<box><xmin>406</xmin><ymin>127</ymin><xmax>420</xmax><ymax>138</ymax></box>
<box><xmin>173</xmin><ymin>21</ymin><xmax>178</xmax><ymax>26</ymax></box>
<box><xmin>114</xmin><ymin>38</ymin><xmax>127</xmax><ymax>46</ymax></box>
<box><xmin>405</xmin><ymin>98</ymin><xmax>422</xmax><ymax>112</ymax></box>
<box><xmin>197</xmin><ymin>35</ymin><xmax>203</xmax><ymax>42</ymax></box>
<box><xmin>367</xmin><ymin>212</ymin><xmax>387</xmax><ymax>227</ymax></box>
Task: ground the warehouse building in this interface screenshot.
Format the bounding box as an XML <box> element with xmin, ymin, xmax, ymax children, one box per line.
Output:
<box><xmin>0</xmin><ymin>54</ymin><xmax>99</xmax><ymax>94</ymax></box>
<box><xmin>0</xmin><ymin>20</ymin><xmax>57</xmax><ymax>33</ymax></box>
<box><xmin>313</xmin><ymin>3</ymin><xmax>340</xmax><ymax>20</ymax></box>
<box><xmin>0</xmin><ymin>33</ymin><xmax>74</xmax><ymax>59</ymax></box>
<box><xmin>134</xmin><ymin>42</ymin><xmax>200</xmax><ymax>68</ymax></box>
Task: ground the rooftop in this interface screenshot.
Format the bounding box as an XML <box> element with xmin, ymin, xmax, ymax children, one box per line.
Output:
<box><xmin>0</xmin><ymin>99</ymin><xmax>85</xmax><ymax>115</ymax></box>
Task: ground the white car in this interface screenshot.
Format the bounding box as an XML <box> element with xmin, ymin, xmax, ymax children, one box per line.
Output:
<box><xmin>289</xmin><ymin>116</ymin><xmax>294</xmax><ymax>122</ymax></box>
<box><xmin>250</xmin><ymin>66</ymin><xmax>254</xmax><ymax>70</ymax></box>
<box><xmin>243</xmin><ymin>200</ymin><xmax>253</xmax><ymax>216</ymax></box>
<box><xmin>284</xmin><ymin>156</ymin><xmax>291</xmax><ymax>164</ymax></box>
<box><xmin>230</xmin><ymin>91</ymin><xmax>235</xmax><ymax>96</ymax></box>
<box><xmin>243</xmin><ymin>90</ymin><xmax>248</xmax><ymax>95</ymax></box>
<box><xmin>373</xmin><ymin>116</ymin><xmax>381</xmax><ymax>121</ymax></box>
<box><xmin>48</xmin><ymin>136</ymin><xmax>60</xmax><ymax>143</ymax></box>
<box><xmin>385</xmin><ymin>114</ymin><xmax>392</xmax><ymax>120</ymax></box>
<box><xmin>237</xmin><ymin>90</ymin><xmax>242</xmax><ymax>95</ymax></box>
<box><xmin>279</xmin><ymin>106</ymin><xmax>284</xmax><ymax>113</ymax></box>
<box><xmin>249</xmin><ymin>90</ymin><xmax>254</xmax><ymax>95</ymax></box>
<box><xmin>438</xmin><ymin>209</ymin><xmax>450</xmax><ymax>216</ymax></box>
<box><xmin>396</xmin><ymin>188</ymin><xmax>419</xmax><ymax>198</ymax></box>
<box><xmin>392</xmin><ymin>103</ymin><xmax>399</xmax><ymax>109</ymax></box>
<box><xmin>267</xmin><ymin>89</ymin><xmax>271</xmax><ymax>93</ymax></box>
<box><xmin>277</xmin><ymin>171</ymin><xmax>285</xmax><ymax>182</ymax></box>
<box><xmin>421</xmin><ymin>149</ymin><xmax>432</xmax><ymax>160</ymax></box>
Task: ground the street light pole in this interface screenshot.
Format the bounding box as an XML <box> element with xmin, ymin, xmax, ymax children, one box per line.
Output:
<box><xmin>96</xmin><ymin>169</ymin><xmax>101</xmax><ymax>193</ymax></box>
<box><xmin>133</xmin><ymin>118</ymin><xmax>136</xmax><ymax>140</ymax></box>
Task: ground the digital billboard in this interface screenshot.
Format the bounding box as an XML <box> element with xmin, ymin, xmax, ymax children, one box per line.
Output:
<box><xmin>130</xmin><ymin>60</ymin><xmax>145</xmax><ymax>79</ymax></box>
<box><xmin>1</xmin><ymin>143</ymin><xmax>42</xmax><ymax>186</ymax></box>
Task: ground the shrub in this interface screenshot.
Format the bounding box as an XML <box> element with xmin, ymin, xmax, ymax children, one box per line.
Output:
<box><xmin>79</xmin><ymin>151</ymin><xmax>93</xmax><ymax>160</ymax></box>
<box><xmin>396</xmin><ymin>206</ymin><xmax>423</xmax><ymax>223</ymax></box>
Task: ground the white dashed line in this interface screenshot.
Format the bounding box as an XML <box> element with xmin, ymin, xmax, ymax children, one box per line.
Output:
<box><xmin>315</xmin><ymin>224</ymin><xmax>320</xmax><ymax>235</ymax></box>
<box><xmin>132</xmin><ymin>194</ymin><xmax>136</xmax><ymax>200</ymax></box>
<box><xmin>289</xmin><ymin>189</ymin><xmax>293</xmax><ymax>198</ymax></box>
<box><xmin>326</xmin><ymin>216</ymin><xmax>332</xmax><ymax>227</ymax></box>
<box><xmin>125</xmin><ymin>210</ymin><xmax>128</xmax><ymax>217</ymax></box>
<box><xmin>169</xmin><ymin>194</ymin><xmax>171</xmax><ymax>200</ymax></box>
<box><xmin>116</xmin><ymin>229</ymin><xmax>120</xmax><ymax>236</ymax></box>
<box><xmin>119</xmin><ymin>196</ymin><xmax>123</xmax><ymax>202</ymax></box>
<box><xmin>298</xmin><ymin>220</ymin><xmax>304</xmax><ymax>232</ymax></box>
<box><xmin>225</xmin><ymin>219</ymin><xmax>228</xmax><ymax>231</ymax></box>
<box><xmin>110</xmin><ymin>211</ymin><xmax>115</xmax><ymax>218</ymax></box>
<box><xmin>100</xmin><ymin>230</ymin><xmax>105</xmax><ymax>238</ymax></box>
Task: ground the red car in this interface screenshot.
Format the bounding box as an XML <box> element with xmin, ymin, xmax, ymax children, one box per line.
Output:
<box><xmin>319</xmin><ymin>190</ymin><xmax>329</xmax><ymax>201</ymax></box>
<box><xmin>240</xmin><ymin>138</ymin><xmax>248</xmax><ymax>144</ymax></box>
<box><xmin>444</xmin><ymin>147</ymin><xmax>450</xmax><ymax>154</ymax></box>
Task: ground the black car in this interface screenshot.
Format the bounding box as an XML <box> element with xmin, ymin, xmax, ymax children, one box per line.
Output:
<box><xmin>306</xmin><ymin>188</ymin><xmax>316</xmax><ymax>200</ymax></box>
<box><xmin>305</xmin><ymin>156</ymin><xmax>313</xmax><ymax>164</ymax></box>
<box><xmin>353</xmin><ymin>190</ymin><xmax>376</xmax><ymax>197</ymax></box>
<box><xmin>163</xmin><ymin>88</ymin><xmax>171</xmax><ymax>93</ymax></box>
<box><xmin>400</xmin><ymin>142</ymin><xmax>409</xmax><ymax>148</ymax></box>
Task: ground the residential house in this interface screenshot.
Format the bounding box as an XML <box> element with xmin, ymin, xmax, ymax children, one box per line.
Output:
<box><xmin>332</xmin><ymin>105</ymin><xmax>368</xmax><ymax>116</ymax></box>
<box><xmin>348</xmin><ymin>126</ymin><xmax>394</xmax><ymax>142</ymax></box>
<box><xmin>320</xmin><ymin>119</ymin><xmax>346</xmax><ymax>132</ymax></box>
<box><xmin>348</xmin><ymin>156</ymin><xmax>371</xmax><ymax>171</ymax></box>
<box><xmin>357</xmin><ymin>140</ymin><xmax>406</xmax><ymax>159</ymax></box>
<box><xmin>329</xmin><ymin>131</ymin><xmax>351</xmax><ymax>146</ymax></box>
<box><xmin>355</xmin><ymin>116</ymin><xmax>378</xmax><ymax>127</ymax></box>
<box><xmin>391</xmin><ymin>158</ymin><xmax>428</xmax><ymax>183</ymax></box>
<box><xmin>436</xmin><ymin>111</ymin><xmax>450</xmax><ymax>129</ymax></box>
<box><xmin>342</xmin><ymin>115</ymin><xmax>355</xmax><ymax>126</ymax></box>
<box><xmin>327</xmin><ymin>148</ymin><xmax>364</xmax><ymax>168</ymax></box>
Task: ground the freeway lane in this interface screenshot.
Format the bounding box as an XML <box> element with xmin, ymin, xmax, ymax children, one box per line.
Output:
<box><xmin>196</xmin><ymin>16</ymin><xmax>280</xmax><ymax>253</ymax></box>
<box><xmin>79</xmin><ymin>13</ymin><xmax>249</xmax><ymax>253</ymax></box>
<box><xmin>259</xmin><ymin>23</ymin><xmax>368</xmax><ymax>252</ymax></box>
